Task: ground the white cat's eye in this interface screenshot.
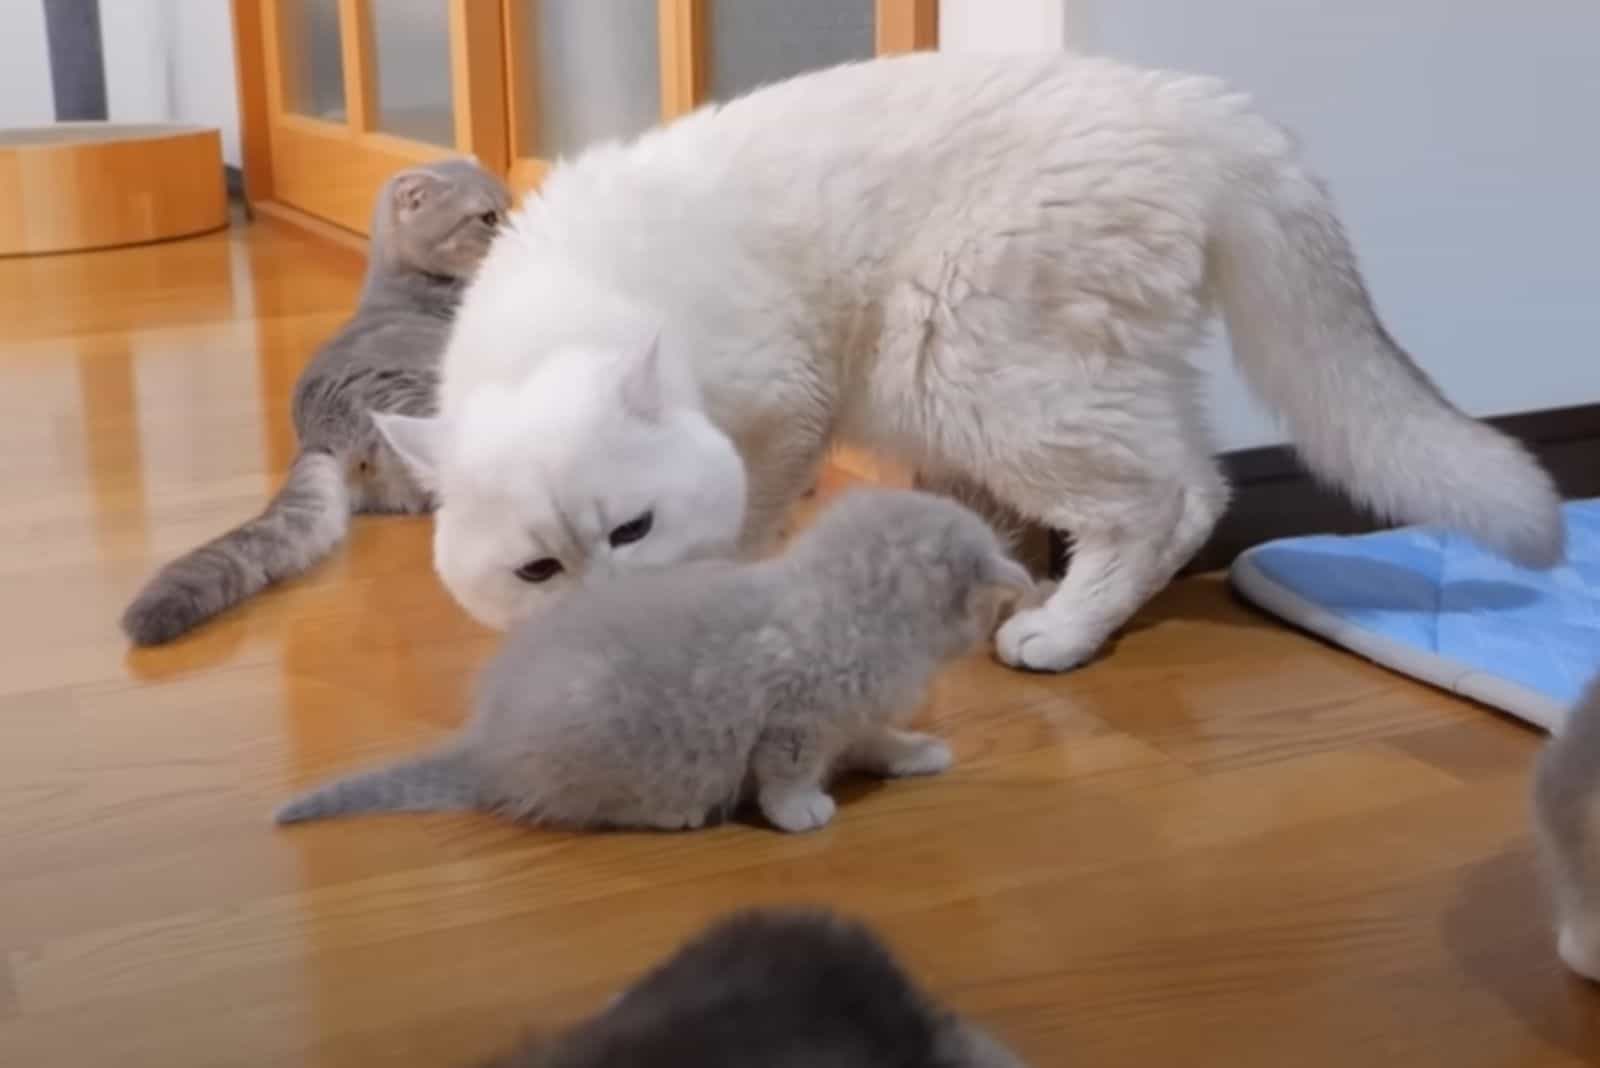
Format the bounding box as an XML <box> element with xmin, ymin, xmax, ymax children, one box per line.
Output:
<box><xmin>479</xmin><ymin>211</ymin><xmax>499</xmax><ymax>227</ymax></box>
<box><xmin>608</xmin><ymin>510</ymin><xmax>654</xmax><ymax>548</ymax></box>
<box><xmin>514</xmin><ymin>557</ymin><xmax>563</xmax><ymax>583</ymax></box>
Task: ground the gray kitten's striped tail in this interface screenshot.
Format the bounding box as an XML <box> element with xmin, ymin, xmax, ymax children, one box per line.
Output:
<box><xmin>120</xmin><ymin>450</ymin><xmax>350</xmax><ymax>645</ymax></box>
<box><xmin>275</xmin><ymin>747</ymin><xmax>481</xmax><ymax>824</ymax></box>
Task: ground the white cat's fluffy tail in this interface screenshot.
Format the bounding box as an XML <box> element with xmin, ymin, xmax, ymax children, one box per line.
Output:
<box><xmin>1212</xmin><ymin>159</ymin><xmax>1564</xmax><ymax>567</ymax></box>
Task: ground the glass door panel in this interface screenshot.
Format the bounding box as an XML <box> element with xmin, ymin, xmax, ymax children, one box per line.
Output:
<box><xmin>279</xmin><ymin>0</ymin><xmax>347</xmax><ymax>123</ymax></box>
<box><xmin>706</xmin><ymin>0</ymin><xmax>874</xmax><ymax>102</ymax></box>
<box><xmin>515</xmin><ymin>0</ymin><xmax>662</xmax><ymax>161</ymax></box>
<box><xmin>371</xmin><ymin>0</ymin><xmax>456</xmax><ymax>146</ymax></box>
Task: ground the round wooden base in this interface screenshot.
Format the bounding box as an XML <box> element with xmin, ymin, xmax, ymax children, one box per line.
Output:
<box><xmin>0</xmin><ymin>123</ymin><xmax>229</xmax><ymax>256</ymax></box>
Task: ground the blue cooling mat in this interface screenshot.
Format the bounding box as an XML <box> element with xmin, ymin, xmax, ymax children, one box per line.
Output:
<box><xmin>1229</xmin><ymin>499</ymin><xmax>1600</xmax><ymax>732</ymax></box>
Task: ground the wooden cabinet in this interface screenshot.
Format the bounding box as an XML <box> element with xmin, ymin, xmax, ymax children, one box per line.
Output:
<box><xmin>231</xmin><ymin>0</ymin><xmax>937</xmax><ymax>235</ymax></box>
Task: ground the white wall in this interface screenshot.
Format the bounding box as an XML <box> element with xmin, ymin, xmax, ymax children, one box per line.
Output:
<box><xmin>941</xmin><ymin>0</ymin><xmax>1600</xmax><ymax>449</ymax></box>
<box><xmin>101</xmin><ymin>1</ymin><xmax>242</xmax><ymax>166</ymax></box>
<box><xmin>940</xmin><ymin>0</ymin><xmax>1067</xmax><ymax>52</ymax></box>
<box><xmin>0</xmin><ymin>2</ymin><xmax>56</xmax><ymax>128</ymax></box>
<box><xmin>0</xmin><ymin>2</ymin><xmax>240</xmax><ymax>164</ymax></box>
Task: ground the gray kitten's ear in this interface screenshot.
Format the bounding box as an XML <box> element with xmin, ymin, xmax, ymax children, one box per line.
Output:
<box><xmin>372</xmin><ymin>411</ymin><xmax>442</xmax><ymax>490</ymax></box>
<box><xmin>980</xmin><ymin>552</ymin><xmax>1034</xmax><ymax>594</ymax></box>
<box><xmin>390</xmin><ymin>170</ymin><xmax>441</xmax><ymax>220</ymax></box>
<box><xmin>618</xmin><ymin>333</ymin><xmax>664</xmax><ymax>422</ymax></box>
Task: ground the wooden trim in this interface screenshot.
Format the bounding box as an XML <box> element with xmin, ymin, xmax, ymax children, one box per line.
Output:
<box><xmin>449</xmin><ymin>0</ymin><xmax>509</xmax><ymax>172</ymax></box>
<box><xmin>501</xmin><ymin>0</ymin><xmax>538</xmax><ymax>163</ymax></box>
<box><xmin>659</xmin><ymin>0</ymin><xmax>705</xmax><ymax>120</ymax></box>
<box><xmin>876</xmin><ymin>0</ymin><xmax>938</xmax><ymax>54</ymax></box>
<box><xmin>229</xmin><ymin>0</ymin><xmax>274</xmax><ymax>202</ymax></box>
<box><xmin>266</xmin><ymin>118</ymin><xmax>446</xmax><ymax>232</ymax></box>
<box><xmin>277</xmin><ymin>112</ymin><xmax>352</xmax><ymax>139</ymax></box>
<box><xmin>251</xmin><ymin>197</ymin><xmax>371</xmax><ymax>255</ymax></box>
<box><xmin>260</xmin><ymin>0</ymin><xmax>290</xmax><ymax>119</ymax></box>
<box><xmin>508</xmin><ymin>156</ymin><xmax>550</xmax><ymax>201</ymax></box>
<box><xmin>337</xmin><ymin>0</ymin><xmax>377</xmax><ymax>132</ymax></box>
<box><xmin>1047</xmin><ymin>403</ymin><xmax>1600</xmax><ymax>577</ymax></box>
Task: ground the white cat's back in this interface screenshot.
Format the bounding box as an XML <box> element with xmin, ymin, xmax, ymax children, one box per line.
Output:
<box><xmin>438</xmin><ymin>52</ymin><xmax>1272</xmax><ymax>425</ymax></box>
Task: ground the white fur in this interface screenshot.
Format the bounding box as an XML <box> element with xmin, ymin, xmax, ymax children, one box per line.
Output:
<box><xmin>382</xmin><ymin>51</ymin><xmax>1563</xmax><ymax>667</ymax></box>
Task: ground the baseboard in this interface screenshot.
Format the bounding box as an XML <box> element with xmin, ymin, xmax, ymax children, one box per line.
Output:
<box><xmin>1049</xmin><ymin>402</ymin><xmax>1600</xmax><ymax>577</ymax></box>
<box><xmin>249</xmin><ymin>198</ymin><xmax>371</xmax><ymax>260</ymax></box>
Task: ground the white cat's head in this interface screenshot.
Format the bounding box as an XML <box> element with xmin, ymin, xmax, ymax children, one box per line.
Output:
<box><xmin>374</xmin><ymin>337</ymin><xmax>747</xmax><ymax>630</ymax></box>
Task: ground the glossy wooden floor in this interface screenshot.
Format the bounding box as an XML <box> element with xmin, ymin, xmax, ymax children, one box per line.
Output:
<box><xmin>1</xmin><ymin>216</ymin><xmax>1594</xmax><ymax>1068</ymax></box>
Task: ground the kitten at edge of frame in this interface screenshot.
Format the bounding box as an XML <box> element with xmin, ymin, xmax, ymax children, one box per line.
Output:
<box><xmin>273</xmin><ymin>486</ymin><xmax>1033</xmax><ymax>834</ymax></box>
<box><xmin>1533</xmin><ymin>675</ymin><xmax>1600</xmax><ymax>980</ymax></box>
<box><xmin>478</xmin><ymin>908</ymin><xmax>1030</xmax><ymax>1067</ymax></box>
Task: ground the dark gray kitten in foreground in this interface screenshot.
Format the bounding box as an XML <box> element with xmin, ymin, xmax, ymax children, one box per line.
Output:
<box><xmin>1533</xmin><ymin>675</ymin><xmax>1600</xmax><ymax>980</ymax></box>
<box><xmin>480</xmin><ymin>909</ymin><xmax>1029</xmax><ymax>1067</ymax></box>
<box><xmin>275</xmin><ymin>488</ymin><xmax>1032</xmax><ymax>833</ymax></box>
<box><xmin>120</xmin><ymin>158</ymin><xmax>510</xmax><ymax>646</ymax></box>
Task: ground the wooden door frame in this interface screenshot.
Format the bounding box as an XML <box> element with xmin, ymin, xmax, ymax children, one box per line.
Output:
<box><xmin>235</xmin><ymin>0</ymin><xmax>939</xmax><ymax>232</ymax></box>
<box><xmin>233</xmin><ymin>0</ymin><xmax>506</xmax><ymax>237</ymax></box>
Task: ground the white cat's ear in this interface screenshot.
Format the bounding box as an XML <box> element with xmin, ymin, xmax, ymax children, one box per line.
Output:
<box><xmin>980</xmin><ymin>552</ymin><xmax>1034</xmax><ymax>594</ymax></box>
<box><xmin>619</xmin><ymin>332</ymin><xmax>664</xmax><ymax>422</ymax></box>
<box><xmin>372</xmin><ymin>411</ymin><xmax>442</xmax><ymax>490</ymax></box>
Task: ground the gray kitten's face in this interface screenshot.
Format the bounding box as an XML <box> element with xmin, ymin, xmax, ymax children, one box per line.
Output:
<box><xmin>385</xmin><ymin>161</ymin><xmax>513</xmax><ymax>279</ymax></box>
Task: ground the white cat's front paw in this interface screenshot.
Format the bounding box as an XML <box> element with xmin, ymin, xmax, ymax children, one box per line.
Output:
<box><xmin>994</xmin><ymin>607</ymin><xmax>1101</xmax><ymax>673</ymax></box>
<box><xmin>760</xmin><ymin>789</ymin><xmax>836</xmax><ymax>833</ymax></box>
<box><xmin>884</xmin><ymin>736</ymin><xmax>953</xmax><ymax>777</ymax></box>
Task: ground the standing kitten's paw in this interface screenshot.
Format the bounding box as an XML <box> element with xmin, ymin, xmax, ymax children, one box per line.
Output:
<box><xmin>1557</xmin><ymin>923</ymin><xmax>1600</xmax><ymax>982</ymax></box>
<box><xmin>994</xmin><ymin>607</ymin><xmax>1100</xmax><ymax>672</ymax></box>
<box><xmin>760</xmin><ymin>790</ymin><xmax>836</xmax><ymax>833</ymax></box>
<box><xmin>644</xmin><ymin>808</ymin><xmax>710</xmax><ymax>831</ymax></box>
<box><xmin>882</xmin><ymin>734</ymin><xmax>953</xmax><ymax>777</ymax></box>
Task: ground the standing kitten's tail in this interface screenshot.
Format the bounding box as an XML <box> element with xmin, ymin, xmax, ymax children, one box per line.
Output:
<box><xmin>275</xmin><ymin>746</ymin><xmax>481</xmax><ymax>824</ymax></box>
<box><xmin>1533</xmin><ymin>677</ymin><xmax>1600</xmax><ymax>980</ymax></box>
<box><xmin>1213</xmin><ymin>156</ymin><xmax>1563</xmax><ymax>568</ymax></box>
<box><xmin>120</xmin><ymin>450</ymin><xmax>350</xmax><ymax>645</ymax></box>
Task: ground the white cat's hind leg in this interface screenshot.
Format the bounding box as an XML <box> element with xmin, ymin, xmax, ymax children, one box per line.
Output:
<box><xmin>989</xmin><ymin>424</ymin><xmax>1227</xmax><ymax>672</ymax></box>
<box><xmin>995</xmin><ymin>460</ymin><xmax>1227</xmax><ymax>672</ymax></box>
<box><xmin>995</xmin><ymin>485</ymin><xmax>1184</xmax><ymax>672</ymax></box>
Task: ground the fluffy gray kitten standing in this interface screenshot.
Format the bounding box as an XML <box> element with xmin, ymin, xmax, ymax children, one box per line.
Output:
<box><xmin>275</xmin><ymin>488</ymin><xmax>1032</xmax><ymax>833</ymax></box>
<box><xmin>119</xmin><ymin>158</ymin><xmax>510</xmax><ymax>646</ymax></box>
<box><xmin>1532</xmin><ymin>676</ymin><xmax>1600</xmax><ymax>980</ymax></box>
<box><xmin>479</xmin><ymin>908</ymin><xmax>1028</xmax><ymax>1068</ymax></box>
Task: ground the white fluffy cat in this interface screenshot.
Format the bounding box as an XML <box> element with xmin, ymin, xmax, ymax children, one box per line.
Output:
<box><xmin>377</xmin><ymin>51</ymin><xmax>1562</xmax><ymax>671</ymax></box>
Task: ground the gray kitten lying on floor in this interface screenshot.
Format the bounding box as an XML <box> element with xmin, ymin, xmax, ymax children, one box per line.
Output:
<box><xmin>479</xmin><ymin>908</ymin><xmax>1028</xmax><ymax>1067</ymax></box>
<box><xmin>275</xmin><ymin>488</ymin><xmax>1032</xmax><ymax>833</ymax></box>
<box><xmin>119</xmin><ymin>158</ymin><xmax>510</xmax><ymax>646</ymax></box>
<box><xmin>1533</xmin><ymin>675</ymin><xmax>1600</xmax><ymax>980</ymax></box>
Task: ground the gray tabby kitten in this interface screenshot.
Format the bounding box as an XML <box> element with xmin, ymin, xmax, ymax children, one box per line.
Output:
<box><xmin>1532</xmin><ymin>675</ymin><xmax>1600</xmax><ymax>980</ymax></box>
<box><xmin>120</xmin><ymin>158</ymin><xmax>510</xmax><ymax>645</ymax></box>
<box><xmin>275</xmin><ymin>488</ymin><xmax>1032</xmax><ymax>833</ymax></box>
<box><xmin>479</xmin><ymin>908</ymin><xmax>1029</xmax><ymax>1068</ymax></box>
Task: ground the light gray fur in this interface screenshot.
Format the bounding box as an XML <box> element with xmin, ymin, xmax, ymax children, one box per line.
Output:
<box><xmin>275</xmin><ymin>488</ymin><xmax>1032</xmax><ymax>833</ymax></box>
<box><xmin>119</xmin><ymin>158</ymin><xmax>510</xmax><ymax>646</ymax></box>
<box><xmin>1533</xmin><ymin>676</ymin><xmax>1600</xmax><ymax>980</ymax></box>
